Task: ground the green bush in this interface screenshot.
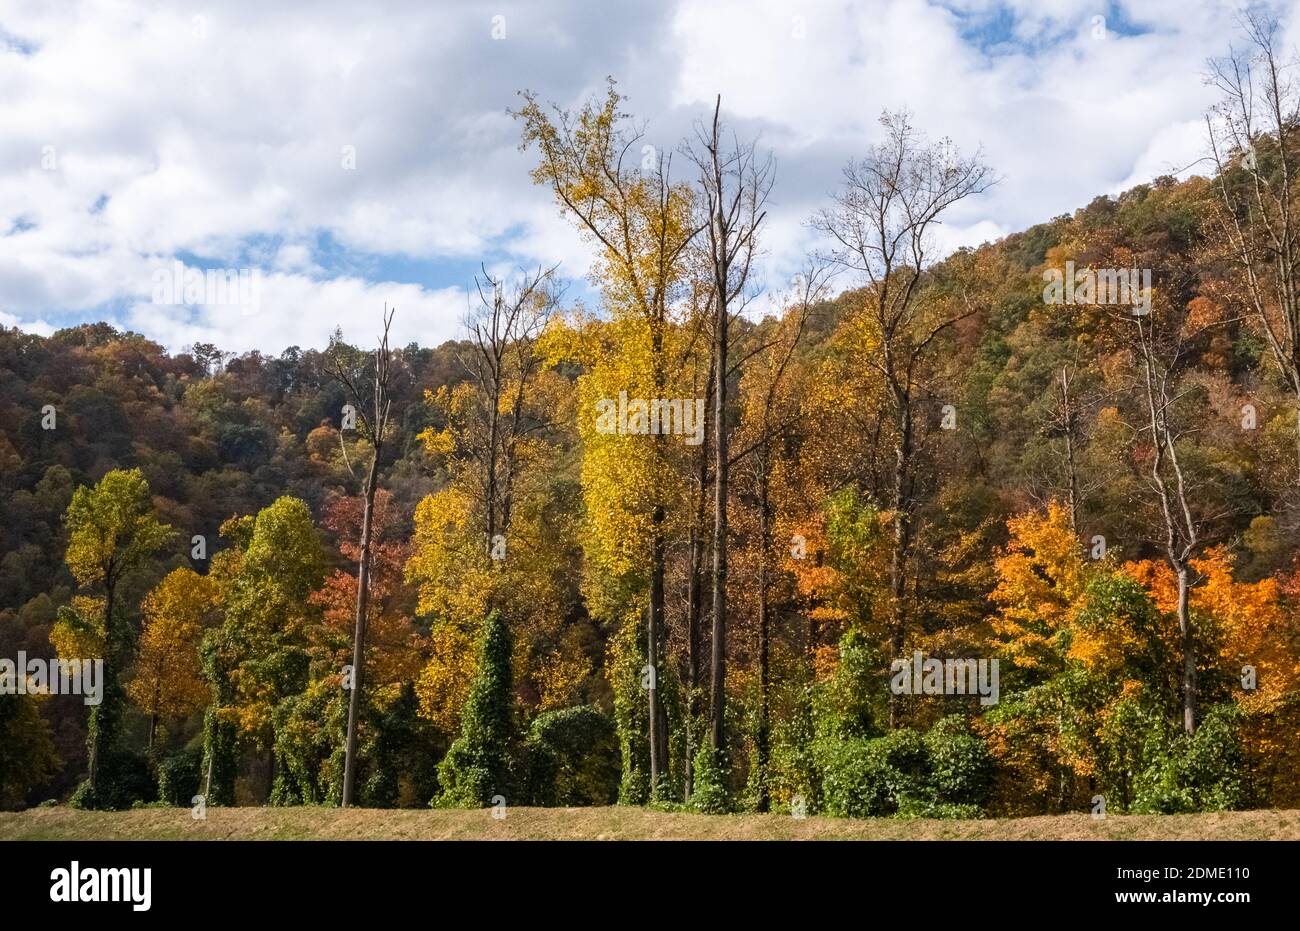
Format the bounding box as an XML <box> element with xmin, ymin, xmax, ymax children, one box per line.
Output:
<box><xmin>435</xmin><ymin>611</ymin><xmax>515</xmax><ymax>808</ymax></box>
<box><xmin>767</xmin><ymin>683</ymin><xmax>820</xmax><ymax>814</ymax></box>
<box><xmin>1134</xmin><ymin>704</ymin><xmax>1248</xmax><ymax>814</ymax></box>
<box><xmin>157</xmin><ymin>746</ymin><xmax>203</xmax><ymax>807</ymax></box>
<box><xmin>71</xmin><ymin>748</ymin><xmax>156</xmax><ymax>811</ymax></box>
<box><xmin>819</xmin><ymin>738</ymin><xmax>896</xmax><ymax>817</ymax></box>
<box><xmin>364</xmin><ymin>682</ymin><xmax>442</xmax><ymax>808</ymax></box>
<box><xmin>689</xmin><ymin>745</ymin><xmax>731</xmax><ymax>814</ymax></box>
<box><xmin>925</xmin><ymin>715</ymin><xmax>994</xmax><ymax>807</ymax></box>
<box><xmin>271</xmin><ymin>680</ymin><xmax>345</xmax><ymax>806</ymax></box>
<box><xmin>812</xmin><ymin>629</ymin><xmax>883</xmax><ymax>742</ymax></box>
<box><xmin>524</xmin><ymin>705</ymin><xmax>620</xmax><ymax>806</ymax></box>
<box><xmin>820</xmin><ymin>720</ymin><xmax>993</xmax><ymax>819</ymax></box>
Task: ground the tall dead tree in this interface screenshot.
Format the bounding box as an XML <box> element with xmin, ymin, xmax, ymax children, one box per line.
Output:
<box><xmin>812</xmin><ymin>111</ymin><xmax>994</xmax><ymax>728</ymax></box>
<box><xmin>332</xmin><ymin>307</ymin><xmax>398</xmax><ymax>807</ymax></box>
<box><xmin>462</xmin><ymin>264</ymin><xmax>560</xmax><ymax>554</ymax></box>
<box><xmin>686</xmin><ymin>94</ymin><xmax>772</xmax><ymax>763</ymax></box>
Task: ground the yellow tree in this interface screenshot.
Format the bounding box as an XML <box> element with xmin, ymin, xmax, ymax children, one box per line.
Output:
<box><xmin>989</xmin><ymin>502</ymin><xmax>1091</xmax><ymax>676</ymax></box>
<box><xmin>516</xmin><ymin>80</ymin><xmax>702</xmax><ymax>794</ymax></box>
<box><xmin>408</xmin><ymin>311</ymin><xmax>588</xmax><ymax>732</ymax></box>
<box><xmin>130</xmin><ymin>567</ymin><xmax>219</xmax><ymax>751</ymax></box>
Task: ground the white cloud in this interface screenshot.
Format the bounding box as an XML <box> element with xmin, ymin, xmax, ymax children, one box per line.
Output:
<box><xmin>0</xmin><ymin>0</ymin><xmax>1291</xmax><ymax>350</ymax></box>
<box><xmin>124</xmin><ymin>273</ymin><xmax>467</xmax><ymax>355</ymax></box>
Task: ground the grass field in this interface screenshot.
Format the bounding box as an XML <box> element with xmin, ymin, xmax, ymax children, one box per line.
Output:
<box><xmin>2</xmin><ymin>806</ymin><xmax>1298</xmax><ymax>841</ymax></box>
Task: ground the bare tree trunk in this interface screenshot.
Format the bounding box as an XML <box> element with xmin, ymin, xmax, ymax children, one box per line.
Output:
<box><xmin>709</xmin><ymin>282</ymin><xmax>729</xmax><ymax>757</ymax></box>
<box><xmin>754</xmin><ymin>447</ymin><xmax>772</xmax><ymax>812</ymax></box>
<box><xmin>341</xmin><ymin>450</ymin><xmax>379</xmax><ymax>807</ymax></box>
<box><xmin>684</xmin><ymin>364</ymin><xmax>713</xmax><ymax>799</ymax></box>
<box><xmin>337</xmin><ymin>307</ymin><xmax>396</xmax><ymax>808</ymax></box>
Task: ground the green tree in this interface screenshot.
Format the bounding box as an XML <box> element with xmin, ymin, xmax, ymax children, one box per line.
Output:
<box><xmin>0</xmin><ymin>693</ymin><xmax>57</xmax><ymax>809</ymax></box>
<box><xmin>62</xmin><ymin>468</ymin><xmax>172</xmax><ymax>809</ymax></box>
<box><xmin>435</xmin><ymin>611</ymin><xmax>514</xmax><ymax>808</ymax></box>
<box><xmin>202</xmin><ymin>499</ymin><xmax>325</xmax><ymax>803</ymax></box>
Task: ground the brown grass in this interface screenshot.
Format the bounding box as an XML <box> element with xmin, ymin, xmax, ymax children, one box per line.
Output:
<box><xmin>2</xmin><ymin>805</ymin><xmax>1298</xmax><ymax>840</ymax></box>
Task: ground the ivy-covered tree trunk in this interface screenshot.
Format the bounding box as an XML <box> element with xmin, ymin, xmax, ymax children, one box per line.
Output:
<box><xmin>84</xmin><ymin>577</ymin><xmax>116</xmax><ymax>800</ymax></box>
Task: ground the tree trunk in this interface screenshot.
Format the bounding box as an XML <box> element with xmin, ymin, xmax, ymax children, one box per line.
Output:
<box><xmin>755</xmin><ymin>448</ymin><xmax>772</xmax><ymax>812</ymax></box>
<box><xmin>646</xmin><ymin>316</ymin><xmax>670</xmax><ymax>799</ymax></box>
<box><xmin>888</xmin><ymin>402</ymin><xmax>914</xmax><ymax>730</ymax></box>
<box><xmin>341</xmin><ymin>451</ymin><xmax>380</xmax><ymax>807</ymax></box>
<box><xmin>684</xmin><ymin>427</ymin><xmax>710</xmax><ymax>798</ymax></box>
<box><xmin>648</xmin><ymin>511</ymin><xmax>669</xmax><ymax>796</ymax></box>
<box><xmin>1176</xmin><ymin>565</ymin><xmax>1196</xmax><ymax>735</ymax></box>
<box><xmin>709</xmin><ymin>281</ymin><xmax>729</xmax><ymax>757</ymax></box>
<box><xmin>87</xmin><ymin>577</ymin><xmax>116</xmax><ymax>796</ymax></box>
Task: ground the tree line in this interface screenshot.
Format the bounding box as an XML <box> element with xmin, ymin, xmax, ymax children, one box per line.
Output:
<box><xmin>3</xmin><ymin>12</ymin><xmax>1300</xmax><ymax>817</ymax></box>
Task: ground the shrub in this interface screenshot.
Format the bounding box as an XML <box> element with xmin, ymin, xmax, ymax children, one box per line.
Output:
<box><xmin>157</xmin><ymin>746</ymin><xmax>203</xmax><ymax>807</ymax></box>
<box><xmin>819</xmin><ymin>738</ymin><xmax>895</xmax><ymax>817</ymax></box>
<box><xmin>524</xmin><ymin>705</ymin><xmax>619</xmax><ymax>806</ymax></box>
<box><xmin>71</xmin><ymin>748</ymin><xmax>156</xmax><ymax>811</ymax></box>
<box><xmin>767</xmin><ymin>683</ymin><xmax>820</xmax><ymax>814</ymax></box>
<box><xmin>819</xmin><ymin>720</ymin><xmax>995</xmax><ymax>819</ymax></box>
<box><xmin>925</xmin><ymin>715</ymin><xmax>994</xmax><ymax>807</ymax></box>
<box><xmin>812</xmin><ymin>629</ymin><xmax>883</xmax><ymax>742</ymax></box>
<box><xmin>1134</xmin><ymin>704</ymin><xmax>1248</xmax><ymax>814</ymax></box>
<box><xmin>689</xmin><ymin>745</ymin><xmax>731</xmax><ymax>814</ymax></box>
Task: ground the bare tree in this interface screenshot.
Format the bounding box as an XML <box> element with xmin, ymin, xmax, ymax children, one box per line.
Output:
<box><xmin>1117</xmin><ymin>299</ymin><xmax>1239</xmax><ymax>735</ymax></box>
<box><xmin>812</xmin><ymin>110</ymin><xmax>995</xmax><ymax>727</ymax></box>
<box><xmin>1129</xmin><ymin>311</ymin><xmax>1206</xmax><ymax>735</ymax></box>
<box><xmin>1207</xmin><ymin>11</ymin><xmax>1300</xmax><ymax>482</ymax></box>
<box><xmin>461</xmin><ymin>264</ymin><xmax>561</xmax><ymax>551</ymax></box>
<box><xmin>685</xmin><ymin>95</ymin><xmax>773</xmax><ymax>767</ymax></box>
<box><xmin>331</xmin><ymin>307</ymin><xmax>399</xmax><ymax>808</ymax></box>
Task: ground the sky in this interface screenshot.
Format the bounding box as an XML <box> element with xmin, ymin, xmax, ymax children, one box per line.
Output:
<box><xmin>0</xmin><ymin>0</ymin><xmax>1296</xmax><ymax>355</ymax></box>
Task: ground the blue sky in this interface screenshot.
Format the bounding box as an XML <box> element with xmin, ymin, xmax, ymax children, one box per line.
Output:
<box><xmin>0</xmin><ymin>0</ymin><xmax>1294</xmax><ymax>353</ymax></box>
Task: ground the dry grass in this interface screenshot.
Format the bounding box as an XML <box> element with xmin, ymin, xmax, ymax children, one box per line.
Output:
<box><xmin>2</xmin><ymin>805</ymin><xmax>1298</xmax><ymax>840</ymax></box>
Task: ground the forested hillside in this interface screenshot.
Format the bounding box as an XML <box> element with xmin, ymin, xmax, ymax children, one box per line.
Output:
<box><xmin>5</xmin><ymin>23</ymin><xmax>1300</xmax><ymax>820</ymax></box>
